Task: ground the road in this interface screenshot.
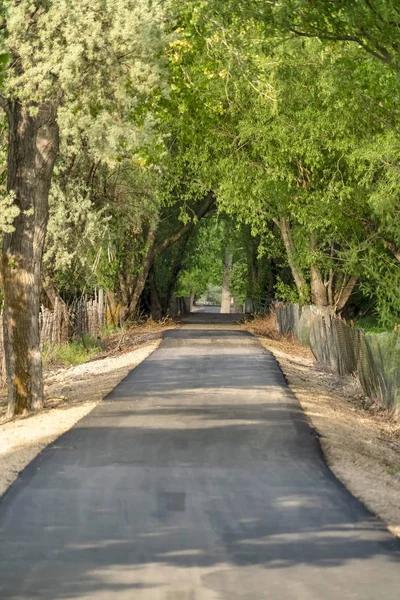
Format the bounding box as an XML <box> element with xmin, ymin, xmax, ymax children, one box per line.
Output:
<box><xmin>0</xmin><ymin>314</ymin><xmax>399</xmax><ymax>599</ymax></box>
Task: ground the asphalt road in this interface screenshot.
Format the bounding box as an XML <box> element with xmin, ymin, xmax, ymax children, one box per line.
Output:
<box><xmin>1</xmin><ymin>314</ymin><xmax>400</xmax><ymax>599</ymax></box>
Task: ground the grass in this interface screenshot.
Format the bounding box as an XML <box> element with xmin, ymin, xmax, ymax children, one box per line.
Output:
<box><xmin>385</xmin><ymin>465</ymin><xmax>400</xmax><ymax>477</ymax></box>
<box><xmin>42</xmin><ymin>334</ymin><xmax>102</xmax><ymax>367</ymax></box>
<box><xmin>355</xmin><ymin>315</ymin><xmax>395</xmax><ymax>334</ymax></box>
<box><xmin>100</xmin><ymin>323</ymin><xmax>124</xmax><ymax>337</ymax></box>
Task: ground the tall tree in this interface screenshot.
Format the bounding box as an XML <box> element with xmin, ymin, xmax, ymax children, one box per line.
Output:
<box><xmin>0</xmin><ymin>0</ymin><xmax>167</xmax><ymax>416</ymax></box>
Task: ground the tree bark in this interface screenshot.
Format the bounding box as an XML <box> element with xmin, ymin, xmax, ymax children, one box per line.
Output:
<box><xmin>122</xmin><ymin>218</ymin><xmax>159</xmax><ymax>322</ymax></box>
<box><xmin>106</xmin><ymin>290</ymin><xmax>120</xmax><ymax>327</ymax></box>
<box><xmin>310</xmin><ymin>265</ymin><xmax>328</xmax><ymax>306</ymax></box>
<box><xmin>334</xmin><ymin>275</ymin><xmax>358</xmax><ymax>312</ymax></box>
<box><xmin>149</xmin><ymin>268</ymin><xmax>162</xmax><ymax>321</ymax></box>
<box><xmin>220</xmin><ymin>251</ymin><xmax>232</xmax><ymax>314</ymax></box>
<box><xmin>273</xmin><ymin>217</ymin><xmax>307</xmax><ymax>301</ymax></box>
<box><xmin>309</xmin><ymin>235</ymin><xmax>328</xmax><ymax>306</ymax></box>
<box><xmin>1</xmin><ymin>100</ymin><xmax>59</xmax><ymax>417</ymax></box>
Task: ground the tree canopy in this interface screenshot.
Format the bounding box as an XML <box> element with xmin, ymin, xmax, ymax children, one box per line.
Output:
<box><xmin>1</xmin><ymin>0</ymin><xmax>400</xmax><ymax>414</ymax></box>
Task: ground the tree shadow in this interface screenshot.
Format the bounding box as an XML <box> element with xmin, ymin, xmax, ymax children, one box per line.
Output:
<box><xmin>0</xmin><ymin>325</ymin><xmax>400</xmax><ymax>598</ymax></box>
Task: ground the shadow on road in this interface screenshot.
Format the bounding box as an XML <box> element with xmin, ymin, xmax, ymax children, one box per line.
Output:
<box><xmin>1</xmin><ymin>322</ymin><xmax>400</xmax><ymax>599</ymax></box>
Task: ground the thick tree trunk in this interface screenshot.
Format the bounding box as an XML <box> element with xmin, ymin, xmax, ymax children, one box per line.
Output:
<box><xmin>310</xmin><ymin>265</ymin><xmax>328</xmax><ymax>306</ymax></box>
<box><xmin>273</xmin><ymin>217</ymin><xmax>307</xmax><ymax>301</ymax></box>
<box><xmin>220</xmin><ymin>251</ymin><xmax>232</xmax><ymax>314</ymax></box>
<box><xmin>106</xmin><ymin>290</ymin><xmax>120</xmax><ymax>327</ymax></box>
<box><xmin>1</xmin><ymin>101</ymin><xmax>59</xmax><ymax>417</ymax></box>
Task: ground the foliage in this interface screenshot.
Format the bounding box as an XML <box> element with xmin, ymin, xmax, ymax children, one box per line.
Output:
<box><xmin>3</xmin><ymin>0</ymin><xmax>400</xmax><ymax>328</ymax></box>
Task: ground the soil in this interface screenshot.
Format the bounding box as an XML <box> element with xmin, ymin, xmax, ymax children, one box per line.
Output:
<box><xmin>0</xmin><ymin>321</ymin><xmax>175</xmax><ymax>499</ymax></box>
<box><xmin>246</xmin><ymin>317</ymin><xmax>400</xmax><ymax>538</ymax></box>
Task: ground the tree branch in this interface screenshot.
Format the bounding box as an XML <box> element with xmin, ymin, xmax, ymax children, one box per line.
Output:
<box><xmin>385</xmin><ymin>239</ymin><xmax>400</xmax><ymax>262</ymax></box>
<box><xmin>156</xmin><ymin>192</ymin><xmax>216</xmax><ymax>254</ymax></box>
<box><xmin>289</xmin><ymin>27</ymin><xmax>394</xmax><ymax>65</ymax></box>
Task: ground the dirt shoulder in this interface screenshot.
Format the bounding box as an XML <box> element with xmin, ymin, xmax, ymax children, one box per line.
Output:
<box><xmin>0</xmin><ymin>323</ymin><xmax>175</xmax><ymax>498</ymax></box>
<box><xmin>249</xmin><ymin>327</ymin><xmax>400</xmax><ymax>538</ymax></box>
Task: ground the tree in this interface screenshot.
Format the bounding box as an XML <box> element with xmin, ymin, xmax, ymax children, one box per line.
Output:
<box><xmin>270</xmin><ymin>0</ymin><xmax>400</xmax><ymax>70</ymax></box>
<box><xmin>0</xmin><ymin>0</ymin><xmax>167</xmax><ymax>416</ymax></box>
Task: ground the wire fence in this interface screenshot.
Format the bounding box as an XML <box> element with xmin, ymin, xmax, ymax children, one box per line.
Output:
<box><xmin>275</xmin><ymin>303</ymin><xmax>400</xmax><ymax>411</ymax></box>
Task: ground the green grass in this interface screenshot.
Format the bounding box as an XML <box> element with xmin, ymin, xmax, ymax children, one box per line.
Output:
<box><xmin>43</xmin><ymin>334</ymin><xmax>102</xmax><ymax>367</ymax></box>
<box><xmin>385</xmin><ymin>465</ymin><xmax>400</xmax><ymax>477</ymax></box>
<box><xmin>100</xmin><ymin>323</ymin><xmax>124</xmax><ymax>337</ymax></box>
<box><xmin>355</xmin><ymin>315</ymin><xmax>395</xmax><ymax>334</ymax></box>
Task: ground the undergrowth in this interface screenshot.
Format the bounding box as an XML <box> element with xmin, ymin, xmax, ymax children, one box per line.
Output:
<box><xmin>42</xmin><ymin>334</ymin><xmax>102</xmax><ymax>367</ymax></box>
<box><xmin>244</xmin><ymin>312</ymin><xmax>280</xmax><ymax>339</ymax></box>
<box><xmin>356</xmin><ymin>315</ymin><xmax>395</xmax><ymax>334</ymax></box>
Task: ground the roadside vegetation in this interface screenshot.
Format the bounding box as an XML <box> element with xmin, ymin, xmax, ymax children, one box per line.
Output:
<box><xmin>42</xmin><ymin>336</ymin><xmax>102</xmax><ymax>368</ymax></box>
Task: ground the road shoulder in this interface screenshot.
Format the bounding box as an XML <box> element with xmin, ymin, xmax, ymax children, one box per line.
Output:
<box><xmin>252</xmin><ymin>332</ymin><xmax>400</xmax><ymax>539</ymax></box>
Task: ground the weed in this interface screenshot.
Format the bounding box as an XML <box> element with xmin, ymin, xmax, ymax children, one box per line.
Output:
<box><xmin>385</xmin><ymin>465</ymin><xmax>400</xmax><ymax>477</ymax></box>
<box><xmin>42</xmin><ymin>335</ymin><xmax>101</xmax><ymax>367</ymax></box>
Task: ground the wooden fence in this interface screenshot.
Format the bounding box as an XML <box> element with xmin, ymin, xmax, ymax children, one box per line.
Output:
<box><xmin>0</xmin><ymin>290</ymin><xmax>107</xmax><ymax>385</ymax></box>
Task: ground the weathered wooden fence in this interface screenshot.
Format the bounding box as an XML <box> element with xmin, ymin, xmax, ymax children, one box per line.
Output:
<box><xmin>275</xmin><ymin>303</ymin><xmax>400</xmax><ymax>411</ymax></box>
<box><xmin>0</xmin><ymin>290</ymin><xmax>107</xmax><ymax>386</ymax></box>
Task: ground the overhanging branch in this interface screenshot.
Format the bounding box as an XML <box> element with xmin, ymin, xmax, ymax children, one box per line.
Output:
<box><xmin>156</xmin><ymin>192</ymin><xmax>216</xmax><ymax>255</ymax></box>
<box><xmin>289</xmin><ymin>27</ymin><xmax>394</xmax><ymax>65</ymax></box>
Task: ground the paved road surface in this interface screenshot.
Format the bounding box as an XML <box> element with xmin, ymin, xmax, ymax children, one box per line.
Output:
<box><xmin>1</xmin><ymin>314</ymin><xmax>399</xmax><ymax>599</ymax></box>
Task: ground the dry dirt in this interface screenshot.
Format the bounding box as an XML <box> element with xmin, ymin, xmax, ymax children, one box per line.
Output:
<box><xmin>0</xmin><ymin>337</ymin><xmax>165</xmax><ymax>498</ymax></box>
<box><xmin>246</xmin><ymin>317</ymin><xmax>400</xmax><ymax>539</ymax></box>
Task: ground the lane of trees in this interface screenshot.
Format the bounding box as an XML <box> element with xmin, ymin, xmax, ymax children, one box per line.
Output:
<box><xmin>1</xmin><ymin>0</ymin><xmax>400</xmax><ymax>416</ymax></box>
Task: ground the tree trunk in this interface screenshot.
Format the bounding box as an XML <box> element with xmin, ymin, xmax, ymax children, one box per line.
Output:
<box><xmin>220</xmin><ymin>251</ymin><xmax>232</xmax><ymax>314</ymax></box>
<box><xmin>1</xmin><ymin>101</ymin><xmax>59</xmax><ymax>417</ymax></box>
<box><xmin>273</xmin><ymin>217</ymin><xmax>308</xmax><ymax>301</ymax></box>
<box><xmin>149</xmin><ymin>268</ymin><xmax>162</xmax><ymax>320</ymax></box>
<box><xmin>310</xmin><ymin>265</ymin><xmax>328</xmax><ymax>306</ymax></box>
<box><xmin>309</xmin><ymin>235</ymin><xmax>328</xmax><ymax>307</ymax></box>
<box><xmin>122</xmin><ymin>218</ymin><xmax>159</xmax><ymax>321</ymax></box>
<box><xmin>106</xmin><ymin>290</ymin><xmax>120</xmax><ymax>327</ymax></box>
<box><xmin>334</xmin><ymin>275</ymin><xmax>358</xmax><ymax>312</ymax></box>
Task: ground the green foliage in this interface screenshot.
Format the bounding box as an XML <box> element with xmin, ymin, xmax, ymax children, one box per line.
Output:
<box><xmin>229</xmin><ymin>262</ymin><xmax>248</xmax><ymax>303</ymax></box>
<box><xmin>356</xmin><ymin>316</ymin><xmax>394</xmax><ymax>335</ymax></box>
<box><xmin>274</xmin><ymin>277</ymin><xmax>303</xmax><ymax>305</ymax></box>
<box><xmin>3</xmin><ymin>0</ymin><xmax>400</xmax><ymax>325</ymax></box>
<box><xmin>42</xmin><ymin>335</ymin><xmax>101</xmax><ymax>367</ymax></box>
<box><xmin>0</xmin><ymin>191</ymin><xmax>19</xmax><ymax>234</ymax></box>
<box><xmin>175</xmin><ymin>217</ymin><xmax>225</xmax><ymax>296</ymax></box>
<box><xmin>196</xmin><ymin>284</ymin><xmax>222</xmax><ymax>306</ymax></box>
